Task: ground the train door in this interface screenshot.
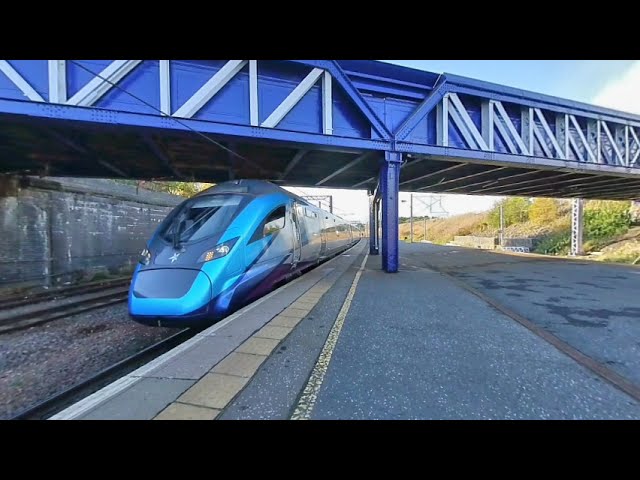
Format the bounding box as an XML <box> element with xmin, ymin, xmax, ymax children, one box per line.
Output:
<box><xmin>290</xmin><ymin>201</ymin><xmax>302</xmax><ymax>268</ymax></box>
<box><xmin>319</xmin><ymin>214</ymin><xmax>328</xmax><ymax>258</ymax></box>
<box><xmin>319</xmin><ymin>216</ymin><xmax>327</xmax><ymax>254</ymax></box>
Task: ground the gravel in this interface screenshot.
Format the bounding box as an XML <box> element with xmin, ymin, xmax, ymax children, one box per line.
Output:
<box><xmin>0</xmin><ymin>302</ymin><xmax>176</xmax><ymax>419</ymax></box>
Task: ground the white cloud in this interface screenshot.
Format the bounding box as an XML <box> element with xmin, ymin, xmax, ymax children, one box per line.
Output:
<box><xmin>592</xmin><ymin>61</ymin><xmax>640</xmax><ymax>114</ymax></box>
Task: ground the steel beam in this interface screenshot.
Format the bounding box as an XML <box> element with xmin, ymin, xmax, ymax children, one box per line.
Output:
<box><xmin>173</xmin><ymin>60</ymin><xmax>247</xmax><ymax>118</ymax></box>
<box><xmin>159</xmin><ymin>60</ymin><xmax>171</xmax><ymax>115</ymax></box>
<box><xmin>97</xmin><ymin>160</ymin><xmax>128</xmax><ymax>178</ymax></box>
<box><xmin>396</xmin><ymin>80</ymin><xmax>448</xmax><ymax>140</ymax></box>
<box><xmin>262</xmin><ymin>68</ymin><xmax>324</xmax><ymax>128</ymax></box>
<box><xmin>570</xmin><ymin>198</ymin><xmax>584</xmax><ymax>256</ymax></box>
<box><xmin>67</xmin><ymin>60</ymin><xmax>142</xmax><ymax>107</ymax></box>
<box><xmin>316</xmin><ymin>152</ymin><xmax>371</xmax><ymax>186</ymax></box>
<box><xmin>0</xmin><ymin>60</ymin><xmax>44</xmax><ymax>102</ymax></box>
<box><xmin>517</xmin><ymin>185</ymin><xmax>639</xmax><ymax>199</ymax></box>
<box><xmin>43</xmin><ymin>127</ymin><xmax>128</xmax><ymax>178</ymax></box>
<box><xmin>442</xmin><ymin>169</ymin><xmax>540</xmax><ymax>193</ymax></box>
<box><xmin>494</xmin><ymin>101</ymin><xmax>529</xmax><ymax>154</ymax></box>
<box><xmin>381</xmin><ymin>151</ymin><xmax>401</xmax><ymax>273</ymax></box>
<box><xmin>142</xmin><ymin>134</ymin><xmax>184</xmax><ymax>179</ymax></box>
<box><xmin>48</xmin><ymin>60</ymin><xmax>66</xmax><ymax>104</ymax></box>
<box><xmin>322</xmin><ymin>71</ymin><xmax>333</xmax><ymax>135</ymax></box>
<box><xmin>630</xmin><ymin>128</ymin><xmax>640</xmax><ymax>166</ymax></box>
<box><xmin>353</xmin><ymin>157</ymin><xmax>424</xmax><ymax>188</ymax></box>
<box><xmin>400</xmin><ymin>162</ymin><xmax>467</xmax><ymax>186</ymax></box>
<box><xmin>416</xmin><ymin>166</ymin><xmax>509</xmax><ymax>191</ymax></box>
<box><xmin>521</xmin><ymin>176</ymin><xmax>640</xmax><ymax>197</ymax></box>
<box><xmin>467</xmin><ymin>172</ymin><xmax>576</xmax><ymax>194</ymax></box>
<box><xmin>562</xmin><ymin>182</ymin><xmax>640</xmax><ymax>197</ymax></box>
<box><xmin>249</xmin><ymin>60</ymin><xmax>259</xmax><ymax>126</ymax></box>
<box><xmin>449</xmin><ymin>93</ymin><xmax>489</xmax><ymax>150</ymax></box>
<box><xmin>280</xmin><ymin>150</ymin><xmax>308</xmax><ymax>180</ymax></box>
<box><xmin>507</xmin><ymin>180</ymin><xmax>640</xmax><ymax>199</ymax></box>
<box><xmin>289</xmin><ymin>60</ymin><xmax>392</xmax><ymax>139</ymax></box>
<box><xmin>353</xmin><ymin>175</ymin><xmax>377</xmax><ymax>188</ymax></box>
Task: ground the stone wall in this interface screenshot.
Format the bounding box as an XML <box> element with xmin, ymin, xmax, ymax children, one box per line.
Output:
<box><xmin>452</xmin><ymin>235</ymin><xmax>535</xmax><ymax>250</ymax></box>
<box><xmin>0</xmin><ymin>176</ymin><xmax>182</xmax><ymax>289</ymax></box>
<box><xmin>453</xmin><ymin>236</ymin><xmax>497</xmax><ymax>249</ymax></box>
<box><xmin>502</xmin><ymin>237</ymin><xmax>534</xmax><ymax>249</ymax></box>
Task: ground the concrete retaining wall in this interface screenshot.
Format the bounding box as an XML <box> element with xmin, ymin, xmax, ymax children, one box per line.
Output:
<box><xmin>502</xmin><ymin>237</ymin><xmax>534</xmax><ymax>249</ymax></box>
<box><xmin>0</xmin><ymin>176</ymin><xmax>183</xmax><ymax>289</ymax></box>
<box><xmin>452</xmin><ymin>235</ymin><xmax>535</xmax><ymax>250</ymax></box>
<box><xmin>453</xmin><ymin>236</ymin><xmax>497</xmax><ymax>249</ymax></box>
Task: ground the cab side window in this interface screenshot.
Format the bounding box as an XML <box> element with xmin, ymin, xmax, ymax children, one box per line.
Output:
<box><xmin>264</xmin><ymin>206</ymin><xmax>286</xmax><ymax>235</ymax></box>
<box><xmin>250</xmin><ymin>205</ymin><xmax>286</xmax><ymax>243</ymax></box>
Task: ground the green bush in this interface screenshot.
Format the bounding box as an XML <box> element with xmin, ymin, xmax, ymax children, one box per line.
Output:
<box><xmin>584</xmin><ymin>200</ymin><xmax>631</xmax><ymax>239</ymax></box>
<box><xmin>534</xmin><ymin>230</ymin><xmax>571</xmax><ymax>255</ymax></box>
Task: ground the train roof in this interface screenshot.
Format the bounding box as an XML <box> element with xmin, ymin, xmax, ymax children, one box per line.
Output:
<box><xmin>196</xmin><ymin>179</ymin><xmax>305</xmax><ymax>202</ymax></box>
<box><xmin>195</xmin><ymin>179</ymin><xmax>352</xmax><ymax>224</ymax></box>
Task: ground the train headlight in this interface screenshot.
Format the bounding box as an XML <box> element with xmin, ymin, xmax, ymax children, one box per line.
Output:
<box><xmin>198</xmin><ymin>237</ymin><xmax>239</xmax><ymax>263</ymax></box>
<box><xmin>139</xmin><ymin>248</ymin><xmax>151</xmax><ymax>265</ymax></box>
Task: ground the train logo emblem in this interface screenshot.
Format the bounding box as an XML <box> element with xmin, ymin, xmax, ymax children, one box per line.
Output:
<box><xmin>169</xmin><ymin>252</ymin><xmax>180</xmax><ymax>263</ymax></box>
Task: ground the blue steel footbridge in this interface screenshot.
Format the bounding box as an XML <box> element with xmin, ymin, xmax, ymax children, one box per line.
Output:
<box><xmin>1</xmin><ymin>60</ymin><xmax>639</xmax><ymax>272</ymax></box>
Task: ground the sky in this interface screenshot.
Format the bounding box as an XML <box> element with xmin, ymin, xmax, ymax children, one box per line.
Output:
<box><xmin>286</xmin><ymin>60</ymin><xmax>639</xmax><ymax>223</ymax></box>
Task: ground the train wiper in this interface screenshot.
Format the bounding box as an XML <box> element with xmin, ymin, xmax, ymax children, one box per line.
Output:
<box><xmin>172</xmin><ymin>226</ymin><xmax>180</xmax><ymax>249</ymax></box>
<box><xmin>172</xmin><ymin>212</ymin><xmax>187</xmax><ymax>249</ymax></box>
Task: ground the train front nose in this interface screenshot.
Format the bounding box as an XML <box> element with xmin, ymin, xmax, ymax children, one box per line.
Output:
<box><xmin>128</xmin><ymin>268</ymin><xmax>213</xmax><ymax>325</ymax></box>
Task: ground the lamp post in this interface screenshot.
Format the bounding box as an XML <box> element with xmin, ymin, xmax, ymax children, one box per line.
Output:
<box><xmin>400</xmin><ymin>196</ymin><xmax>414</xmax><ymax>243</ymax></box>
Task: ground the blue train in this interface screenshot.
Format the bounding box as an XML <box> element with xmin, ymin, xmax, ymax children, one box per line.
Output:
<box><xmin>129</xmin><ymin>180</ymin><xmax>362</xmax><ymax>328</ymax></box>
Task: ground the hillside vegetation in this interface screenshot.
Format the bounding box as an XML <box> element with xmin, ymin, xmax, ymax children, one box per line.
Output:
<box><xmin>114</xmin><ymin>179</ymin><xmax>214</xmax><ymax>197</ymax></box>
<box><xmin>400</xmin><ymin>197</ymin><xmax>640</xmax><ymax>265</ymax></box>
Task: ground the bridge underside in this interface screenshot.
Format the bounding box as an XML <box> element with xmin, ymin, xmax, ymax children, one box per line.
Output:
<box><xmin>2</xmin><ymin>113</ymin><xmax>638</xmax><ymax>200</ymax></box>
<box><xmin>2</xmin><ymin>59</ymin><xmax>640</xmax><ymax>274</ymax></box>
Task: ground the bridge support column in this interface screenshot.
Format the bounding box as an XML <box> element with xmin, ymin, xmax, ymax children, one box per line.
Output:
<box><xmin>570</xmin><ymin>198</ymin><xmax>584</xmax><ymax>256</ymax></box>
<box><xmin>369</xmin><ymin>194</ymin><xmax>379</xmax><ymax>255</ymax></box>
<box><xmin>380</xmin><ymin>151</ymin><xmax>402</xmax><ymax>273</ymax></box>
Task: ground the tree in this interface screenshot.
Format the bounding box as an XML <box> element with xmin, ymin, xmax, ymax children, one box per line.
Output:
<box><xmin>487</xmin><ymin>197</ymin><xmax>531</xmax><ymax>228</ymax></box>
<box><xmin>164</xmin><ymin>182</ymin><xmax>211</xmax><ymax>197</ymax></box>
<box><xmin>113</xmin><ymin>179</ymin><xmax>213</xmax><ymax>198</ymax></box>
<box><xmin>529</xmin><ymin>198</ymin><xmax>559</xmax><ymax>225</ymax></box>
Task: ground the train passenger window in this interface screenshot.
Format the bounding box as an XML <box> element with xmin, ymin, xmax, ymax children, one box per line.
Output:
<box><xmin>263</xmin><ymin>206</ymin><xmax>286</xmax><ymax>236</ymax></box>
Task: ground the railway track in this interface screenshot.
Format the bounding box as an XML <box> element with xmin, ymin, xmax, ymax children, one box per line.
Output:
<box><xmin>0</xmin><ymin>283</ymin><xmax>130</xmax><ymax>334</ymax></box>
<box><xmin>5</xmin><ymin>244</ymin><xmax>364</xmax><ymax>419</ymax></box>
<box><xmin>9</xmin><ymin>327</ymin><xmax>198</xmax><ymax>420</ymax></box>
<box><xmin>0</xmin><ymin>277</ymin><xmax>130</xmax><ymax>310</ymax></box>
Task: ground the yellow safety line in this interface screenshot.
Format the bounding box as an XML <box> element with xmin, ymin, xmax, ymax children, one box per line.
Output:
<box><xmin>290</xmin><ymin>253</ymin><xmax>369</xmax><ymax>420</ymax></box>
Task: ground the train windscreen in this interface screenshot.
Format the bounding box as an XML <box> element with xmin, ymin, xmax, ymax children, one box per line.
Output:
<box><xmin>160</xmin><ymin>194</ymin><xmax>251</xmax><ymax>247</ymax></box>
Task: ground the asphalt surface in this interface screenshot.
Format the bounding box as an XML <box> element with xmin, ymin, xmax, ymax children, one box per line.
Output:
<box><xmin>221</xmin><ymin>245</ymin><xmax>367</xmax><ymax>419</ymax></box>
<box><xmin>223</xmin><ymin>242</ymin><xmax>640</xmax><ymax>420</ymax></box>
<box><xmin>405</xmin><ymin>243</ymin><xmax>640</xmax><ymax>386</ymax></box>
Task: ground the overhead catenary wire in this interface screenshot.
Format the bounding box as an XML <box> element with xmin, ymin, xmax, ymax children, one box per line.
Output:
<box><xmin>286</xmin><ymin>186</ymin><xmax>359</xmax><ymax>220</ymax></box>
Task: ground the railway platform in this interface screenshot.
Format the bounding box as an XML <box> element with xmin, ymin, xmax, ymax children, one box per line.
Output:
<box><xmin>52</xmin><ymin>241</ymin><xmax>640</xmax><ymax>420</ymax></box>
